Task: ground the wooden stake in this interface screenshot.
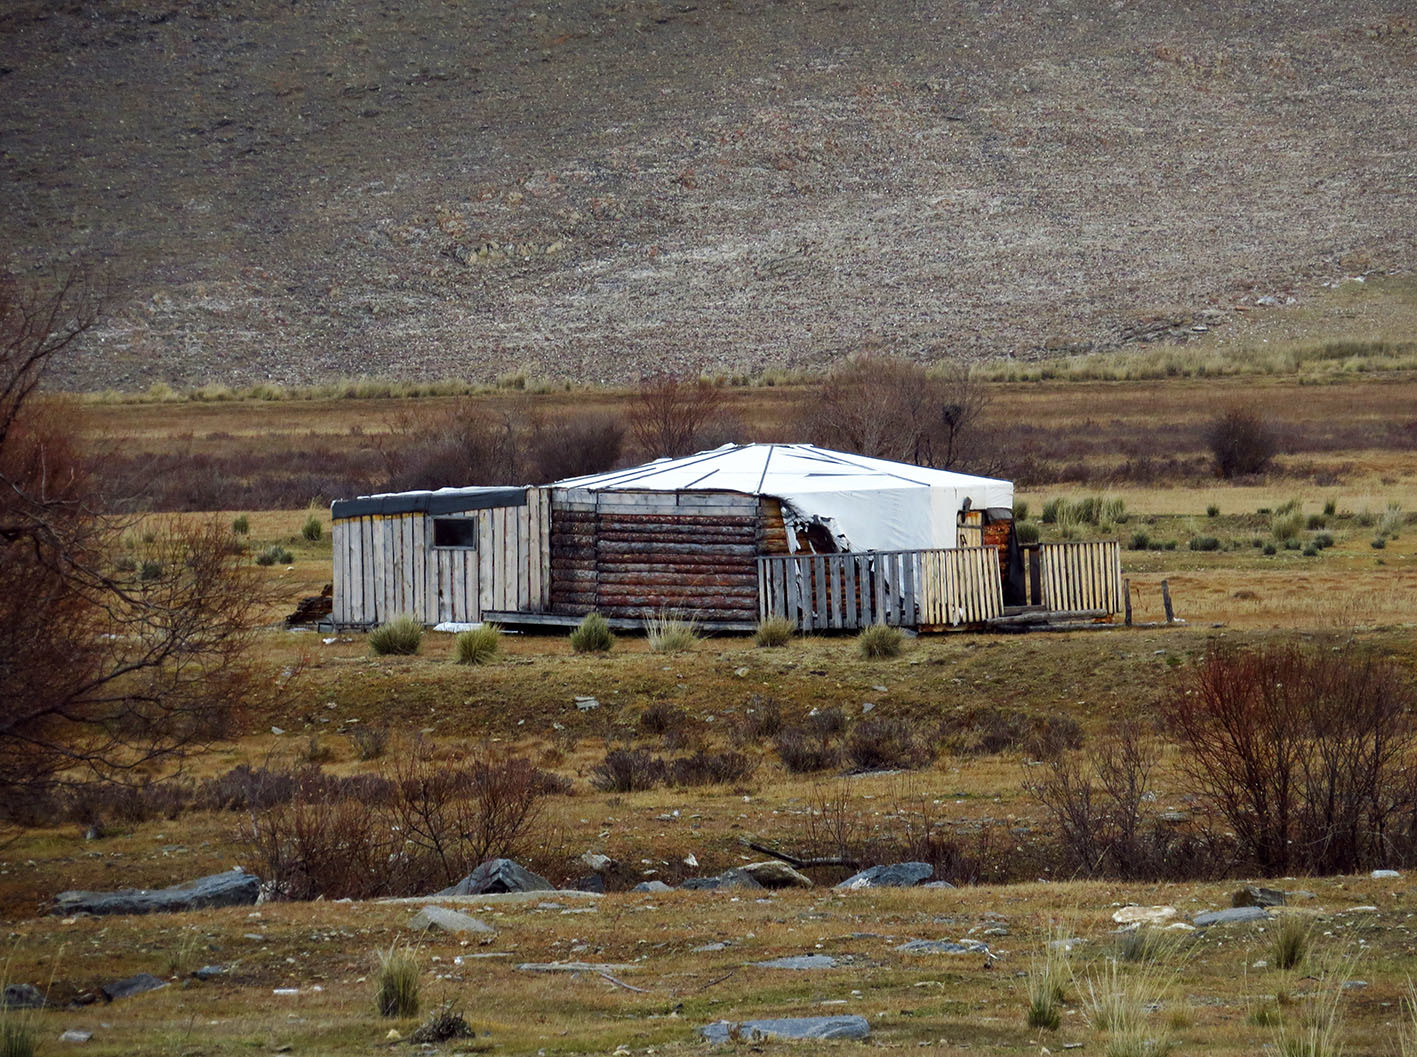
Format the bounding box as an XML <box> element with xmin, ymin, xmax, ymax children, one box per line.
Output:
<box><xmin>1123</xmin><ymin>577</ymin><xmax>1133</xmax><ymax>626</ymax></box>
<box><xmin>1161</xmin><ymin>579</ymin><xmax>1174</xmax><ymax>623</ymax></box>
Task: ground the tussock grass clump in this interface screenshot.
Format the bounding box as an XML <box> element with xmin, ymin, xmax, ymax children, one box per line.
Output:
<box><xmin>1188</xmin><ymin>536</ymin><xmax>1220</xmax><ymax>552</ymax></box>
<box><xmin>374</xmin><ymin>942</ymin><xmax>420</xmax><ymax>1018</ymax></box>
<box><xmin>454</xmin><ymin>624</ymin><xmax>501</xmax><ymax>665</ymax></box>
<box><xmin>857</xmin><ymin>623</ymin><xmax>904</xmax><ymax>659</ymax></box>
<box><xmin>1025</xmin><ymin>935</ymin><xmax>1069</xmax><ymax>1030</ymax></box>
<box><xmin>1116</xmin><ymin>926</ymin><xmax>1182</xmax><ymax>965</ymax></box>
<box><xmin>1269</xmin><ymin>915</ymin><xmax>1312</xmax><ymax>971</ymax></box>
<box><xmin>255</xmin><ymin>543</ymin><xmax>294</xmax><ymax>566</ymax></box>
<box><xmin>646</xmin><ymin>611</ymin><xmax>699</xmax><ymax>653</ymax></box>
<box><xmin>0</xmin><ymin>1018</ymin><xmax>37</xmax><ymax>1057</ymax></box>
<box><xmin>1077</xmin><ymin>956</ymin><xmax>1176</xmax><ymax>1054</ymax></box>
<box><xmin>349</xmin><ymin>725</ymin><xmax>388</xmax><ymax>761</ymax></box>
<box><xmin>301</xmin><ymin>513</ymin><xmax>323</xmax><ymax>541</ymax></box>
<box><xmin>231</xmin><ymin>514</ymin><xmax>250</xmax><ymax>535</ymax></box>
<box><xmin>569</xmin><ymin>612</ymin><xmax>615</xmax><ymax>654</ymax></box>
<box><xmin>754</xmin><ymin>615</ymin><xmax>796</xmax><ymax>648</ymax></box>
<box><xmin>1272</xmin><ymin>510</ymin><xmax>1305</xmax><ymax>541</ymax></box>
<box><xmin>369</xmin><ymin>614</ymin><xmax>423</xmax><ymax>656</ymax></box>
<box><xmin>1272</xmin><ymin>964</ymin><xmax>1351</xmax><ymax>1057</ymax></box>
<box><xmin>1400</xmin><ymin>978</ymin><xmax>1417</xmax><ymax>1057</ymax></box>
<box><xmin>1016</xmin><ymin>521</ymin><xmax>1041</xmax><ymax>544</ymax></box>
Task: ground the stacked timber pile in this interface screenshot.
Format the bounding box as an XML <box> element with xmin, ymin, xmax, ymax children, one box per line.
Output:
<box><xmin>285</xmin><ymin>584</ymin><xmax>333</xmax><ymax>627</ymax></box>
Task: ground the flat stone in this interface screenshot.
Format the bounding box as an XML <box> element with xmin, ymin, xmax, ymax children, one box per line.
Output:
<box><xmin>438</xmin><ymin>858</ymin><xmax>554</xmax><ymax>896</ymax></box>
<box><xmin>752</xmin><ymin>954</ymin><xmax>838</xmax><ymax>970</ymax></box>
<box><xmin>1193</xmin><ymin>906</ymin><xmax>1270</xmax><ymax>926</ymax></box>
<box><xmin>59</xmin><ymin>1029</ymin><xmax>93</xmax><ymax>1043</ymax></box>
<box><xmin>53</xmin><ymin>870</ymin><xmax>260</xmax><ymax>916</ymax></box>
<box><xmin>835</xmin><ymin>862</ymin><xmax>933</xmax><ymax>890</ymax></box>
<box><xmin>1232</xmin><ymin>885</ymin><xmax>1286</xmax><ymax>908</ymax></box>
<box><xmin>2</xmin><ymin>983</ymin><xmax>45</xmax><ymax>1009</ymax></box>
<box><xmin>895</xmin><ymin>939</ymin><xmax>975</xmax><ymax>955</ymax></box>
<box><xmin>571</xmin><ymin>874</ymin><xmax>605</xmax><ymax>893</ymax></box>
<box><xmin>700</xmin><ymin>1015</ymin><xmax>870</xmax><ymax>1042</ymax></box>
<box><xmin>100</xmin><ymin>973</ymin><xmax>168</xmax><ymax>1002</ymax></box>
<box><xmin>409</xmin><ymin>904</ymin><xmax>496</xmax><ymax>934</ymax></box>
<box><xmin>692</xmin><ymin>941</ymin><xmax>729</xmax><ymax>952</ymax></box>
<box><xmin>920</xmin><ymin>880</ymin><xmax>957</xmax><ymax>889</ymax></box>
<box><xmin>681</xmin><ymin>869</ymin><xmax>763</xmax><ymax>891</ymax></box>
<box><xmin>633</xmin><ymin>881</ymin><xmax>673</xmax><ymax>893</ymax></box>
<box><xmin>1112</xmin><ymin>905</ymin><xmax>1176</xmax><ymax>925</ymax></box>
<box><xmin>740</xmin><ymin>861</ymin><xmax>813</xmax><ymax>889</ymax></box>
<box><xmin>192</xmin><ymin>965</ymin><xmax>227</xmax><ymax>981</ymax></box>
<box><xmin>1372</xmin><ymin>869</ymin><xmax>1401</xmax><ymax>879</ymax></box>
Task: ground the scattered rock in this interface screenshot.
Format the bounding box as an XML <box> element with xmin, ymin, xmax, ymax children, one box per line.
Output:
<box><xmin>920</xmin><ymin>880</ymin><xmax>957</xmax><ymax>889</ymax></box>
<box><xmin>438</xmin><ymin>858</ymin><xmax>554</xmax><ymax>896</ymax></box>
<box><xmin>895</xmin><ymin>939</ymin><xmax>975</xmax><ymax>955</ymax></box>
<box><xmin>681</xmin><ymin>869</ymin><xmax>763</xmax><ymax>891</ymax></box>
<box><xmin>574</xmin><ymin>696</ymin><xmax>599</xmax><ymax>711</ymax></box>
<box><xmin>739</xmin><ymin>861</ymin><xmax>813</xmax><ymax>889</ymax></box>
<box><xmin>100</xmin><ymin>974</ymin><xmax>168</xmax><ymax>1002</ymax></box>
<box><xmin>1233</xmin><ymin>885</ymin><xmax>1287</xmax><ymax>908</ymax></box>
<box><xmin>700</xmin><ymin>1015</ymin><xmax>869</xmax><ymax>1042</ymax></box>
<box><xmin>2</xmin><ymin>983</ymin><xmax>45</xmax><ymax>1010</ymax></box>
<box><xmin>52</xmin><ymin>869</ymin><xmax>260</xmax><ymax>916</ymax></box>
<box><xmin>1193</xmin><ymin>906</ymin><xmax>1269</xmax><ymax>926</ymax></box>
<box><xmin>571</xmin><ymin>874</ymin><xmax>606</xmax><ymax>893</ymax></box>
<box><xmin>410</xmin><ymin>904</ymin><xmax>496</xmax><ymax>934</ymax></box>
<box><xmin>835</xmin><ymin>862</ymin><xmax>932</xmax><ymax>890</ymax></box>
<box><xmin>59</xmin><ymin>1029</ymin><xmax>93</xmax><ymax>1043</ymax></box>
<box><xmin>1112</xmin><ymin>905</ymin><xmax>1176</xmax><ymax>925</ymax></box>
<box><xmin>752</xmin><ymin>954</ymin><xmax>838</xmax><ymax>970</ymax></box>
<box><xmin>692</xmin><ymin>941</ymin><xmax>729</xmax><ymax>952</ymax></box>
<box><xmin>1372</xmin><ymin>869</ymin><xmax>1401</xmax><ymax>879</ymax></box>
<box><xmin>192</xmin><ymin>965</ymin><xmax>227</xmax><ymax>981</ymax></box>
<box><xmin>633</xmin><ymin>880</ymin><xmax>673</xmax><ymax>893</ymax></box>
<box><xmin>580</xmin><ymin>852</ymin><xmax>613</xmax><ymax>873</ymax></box>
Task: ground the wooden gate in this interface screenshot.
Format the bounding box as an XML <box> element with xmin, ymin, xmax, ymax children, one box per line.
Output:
<box><xmin>756</xmin><ymin>548</ymin><xmax>1003</xmax><ymax>630</ymax></box>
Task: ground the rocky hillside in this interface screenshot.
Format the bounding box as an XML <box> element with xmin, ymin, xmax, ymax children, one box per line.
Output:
<box><xmin>2</xmin><ymin>0</ymin><xmax>1414</xmax><ymax>390</ymax></box>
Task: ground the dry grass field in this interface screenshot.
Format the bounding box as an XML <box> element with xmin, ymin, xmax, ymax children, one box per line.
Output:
<box><xmin>5</xmin><ymin>364</ymin><xmax>1417</xmax><ymax>1056</ymax></box>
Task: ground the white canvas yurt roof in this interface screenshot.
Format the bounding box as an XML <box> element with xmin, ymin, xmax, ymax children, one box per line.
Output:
<box><xmin>554</xmin><ymin>443</ymin><xmax>1012</xmax><ymax>553</ymax></box>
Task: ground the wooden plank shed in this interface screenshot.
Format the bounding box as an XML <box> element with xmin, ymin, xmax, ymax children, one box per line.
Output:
<box><xmin>329</xmin><ymin>444</ymin><xmax>1112</xmax><ymax>632</ymax></box>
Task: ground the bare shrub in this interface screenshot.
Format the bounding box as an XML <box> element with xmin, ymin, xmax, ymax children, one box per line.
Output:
<box><xmin>523</xmin><ymin>410</ymin><xmax>624</xmax><ymax>482</ymax></box>
<box><xmin>1166</xmin><ymin>642</ymin><xmax>1417</xmax><ymax>875</ymax></box>
<box><xmin>1206</xmin><ymin>406</ymin><xmax>1277</xmax><ymax>478</ymax></box>
<box><xmin>798</xmin><ymin>354</ymin><xmax>991</xmax><ymax>469</ymax></box>
<box><xmin>845</xmin><ymin>715</ymin><xmax>936</xmax><ymax>771</ymax></box>
<box><xmin>733</xmin><ymin>695</ymin><xmax>784</xmax><ymax>745</ymax></box>
<box><xmin>589</xmin><ymin>748</ymin><xmax>667</xmax><ymax>792</ymax></box>
<box><xmin>350</xmin><ymin>726</ymin><xmax>389</xmax><ymax>761</ymax></box>
<box><xmin>668</xmin><ymin>750</ymin><xmax>757</xmax><ymax>787</ymax></box>
<box><xmin>941</xmin><ymin>706</ymin><xmax>1083</xmax><ymax>759</ymax></box>
<box><xmin>774</xmin><ymin>711</ymin><xmax>846</xmax><ymax>773</ymax></box>
<box><xmin>376</xmin><ymin>398</ymin><xmax>519</xmax><ymax>491</ymax></box>
<box><xmin>628</xmin><ymin>374</ymin><xmax>728</xmax><ymax>458</ymax></box>
<box><xmin>638</xmin><ymin>701</ymin><xmax>688</xmax><ymax>737</ymax></box>
<box><xmin>244</xmin><ymin>796</ymin><xmax>396</xmax><ymax>901</ymax></box>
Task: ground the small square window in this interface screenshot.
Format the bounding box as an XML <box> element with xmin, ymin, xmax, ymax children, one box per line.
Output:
<box><xmin>433</xmin><ymin>517</ymin><xmax>478</xmax><ymax>548</ymax></box>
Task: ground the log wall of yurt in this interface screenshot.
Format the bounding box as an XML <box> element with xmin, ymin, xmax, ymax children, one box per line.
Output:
<box><xmin>548</xmin><ymin>489</ymin><xmax>789</xmax><ymax>623</ymax></box>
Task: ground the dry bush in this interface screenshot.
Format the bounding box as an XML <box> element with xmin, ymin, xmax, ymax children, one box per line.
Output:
<box><xmin>798</xmin><ymin>354</ymin><xmax>991</xmax><ymax>469</ymax></box>
<box><xmin>1167</xmin><ymin>642</ymin><xmax>1417</xmax><ymax>874</ymax></box>
<box><xmin>638</xmin><ymin>701</ymin><xmax>689</xmax><ymax>738</ymax></box>
<box><xmin>589</xmin><ymin>748</ymin><xmax>668</xmax><ymax>792</ymax></box>
<box><xmin>376</xmin><ymin>398</ymin><xmax>519</xmax><ymax>491</ymax></box>
<box><xmin>844</xmin><ymin>715</ymin><xmax>936</xmax><ymax>771</ymax></box>
<box><xmin>667</xmin><ymin>749</ymin><xmax>756</xmax><ymax>787</ymax></box>
<box><xmin>733</xmin><ymin>695</ymin><xmax>784</xmax><ymax>744</ymax></box>
<box><xmin>941</xmin><ymin>706</ymin><xmax>1083</xmax><ymax>759</ymax></box>
<box><xmin>1206</xmin><ymin>405</ymin><xmax>1277</xmax><ymax>478</ymax></box>
<box><xmin>627</xmin><ymin>374</ymin><xmax>729</xmax><ymax>458</ymax></box>
<box><xmin>523</xmin><ymin>410</ymin><xmax>624</xmax><ymax>482</ymax></box>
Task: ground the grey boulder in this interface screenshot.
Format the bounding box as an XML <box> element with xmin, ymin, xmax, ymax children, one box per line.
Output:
<box><xmin>633</xmin><ymin>881</ymin><xmax>674</xmax><ymax>893</ymax></box>
<box><xmin>53</xmin><ymin>870</ymin><xmax>259</xmax><ymax>916</ymax></box>
<box><xmin>740</xmin><ymin>861</ymin><xmax>813</xmax><ymax>889</ymax></box>
<box><xmin>409</xmin><ymin>905</ymin><xmax>496</xmax><ymax>934</ymax></box>
<box><xmin>700</xmin><ymin>1015</ymin><xmax>869</xmax><ymax>1042</ymax></box>
<box><xmin>100</xmin><ymin>974</ymin><xmax>168</xmax><ymax>1002</ymax></box>
<box><xmin>835</xmin><ymin>862</ymin><xmax>933</xmax><ymax>890</ymax></box>
<box><xmin>2</xmin><ymin>983</ymin><xmax>45</xmax><ymax>1009</ymax></box>
<box><xmin>1194</xmin><ymin>906</ymin><xmax>1270</xmax><ymax>926</ymax></box>
<box><xmin>1232</xmin><ymin>885</ymin><xmax>1286</xmax><ymax>908</ymax></box>
<box><xmin>438</xmin><ymin>858</ymin><xmax>554</xmax><ymax>896</ymax></box>
<box><xmin>895</xmin><ymin>939</ymin><xmax>976</xmax><ymax>955</ymax></box>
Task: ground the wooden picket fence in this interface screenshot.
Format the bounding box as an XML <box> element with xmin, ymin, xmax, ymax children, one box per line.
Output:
<box><xmin>756</xmin><ymin>547</ymin><xmax>1003</xmax><ymax>630</ymax></box>
<box><xmin>1038</xmin><ymin>540</ymin><xmax>1123</xmax><ymax>614</ymax></box>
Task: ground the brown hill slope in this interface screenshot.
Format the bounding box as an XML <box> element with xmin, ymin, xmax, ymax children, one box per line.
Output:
<box><xmin>2</xmin><ymin>0</ymin><xmax>1414</xmax><ymax>390</ymax></box>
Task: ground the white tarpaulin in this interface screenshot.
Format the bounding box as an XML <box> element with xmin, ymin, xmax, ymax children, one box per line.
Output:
<box><xmin>553</xmin><ymin>444</ymin><xmax>1013</xmax><ymax>552</ymax></box>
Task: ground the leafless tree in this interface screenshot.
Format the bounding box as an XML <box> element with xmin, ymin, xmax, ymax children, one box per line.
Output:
<box><xmin>628</xmin><ymin>374</ymin><xmax>728</xmax><ymax>458</ymax></box>
<box><xmin>798</xmin><ymin>354</ymin><xmax>991</xmax><ymax>469</ymax></box>
<box><xmin>0</xmin><ymin>267</ymin><xmax>267</xmax><ymax>804</ymax></box>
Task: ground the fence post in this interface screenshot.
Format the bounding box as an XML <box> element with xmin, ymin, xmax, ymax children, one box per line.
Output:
<box><xmin>1123</xmin><ymin>577</ymin><xmax>1132</xmax><ymax>626</ymax></box>
<box><xmin>1161</xmin><ymin>579</ymin><xmax>1174</xmax><ymax>624</ymax></box>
